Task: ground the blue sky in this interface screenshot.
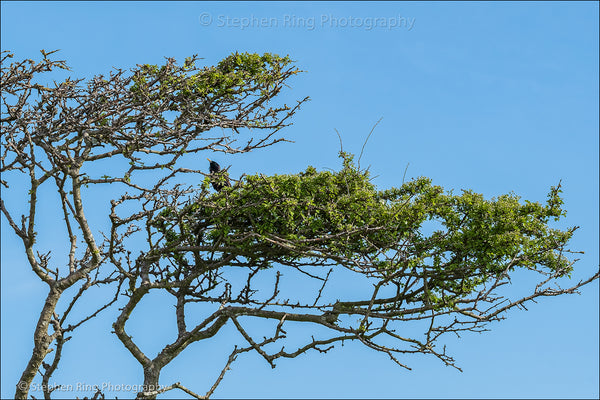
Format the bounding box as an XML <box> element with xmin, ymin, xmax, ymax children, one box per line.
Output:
<box><xmin>1</xmin><ymin>1</ymin><xmax>598</xmax><ymax>399</ymax></box>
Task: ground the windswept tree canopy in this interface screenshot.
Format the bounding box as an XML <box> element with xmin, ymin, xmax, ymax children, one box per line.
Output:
<box><xmin>2</xmin><ymin>49</ymin><xmax>597</xmax><ymax>400</ymax></box>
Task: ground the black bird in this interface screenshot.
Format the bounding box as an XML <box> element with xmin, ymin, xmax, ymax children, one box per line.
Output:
<box><xmin>207</xmin><ymin>158</ymin><xmax>231</xmax><ymax>192</ymax></box>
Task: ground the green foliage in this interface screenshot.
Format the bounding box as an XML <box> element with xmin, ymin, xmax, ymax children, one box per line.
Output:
<box><xmin>129</xmin><ymin>52</ymin><xmax>296</xmax><ymax>120</ymax></box>
<box><xmin>150</xmin><ymin>152</ymin><xmax>576</xmax><ymax>310</ymax></box>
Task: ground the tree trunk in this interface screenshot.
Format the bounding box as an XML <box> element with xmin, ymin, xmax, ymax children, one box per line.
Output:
<box><xmin>137</xmin><ymin>363</ymin><xmax>161</xmax><ymax>399</ymax></box>
<box><xmin>15</xmin><ymin>286</ymin><xmax>62</xmax><ymax>399</ymax></box>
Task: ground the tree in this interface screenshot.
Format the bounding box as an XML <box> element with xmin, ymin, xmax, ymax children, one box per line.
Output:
<box><xmin>2</xmin><ymin>50</ymin><xmax>598</xmax><ymax>399</ymax></box>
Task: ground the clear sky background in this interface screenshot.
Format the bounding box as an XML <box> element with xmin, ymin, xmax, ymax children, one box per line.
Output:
<box><xmin>1</xmin><ymin>1</ymin><xmax>598</xmax><ymax>399</ymax></box>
